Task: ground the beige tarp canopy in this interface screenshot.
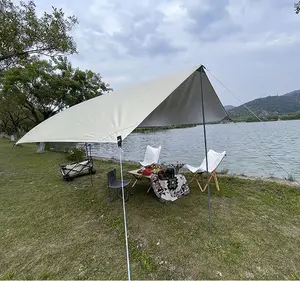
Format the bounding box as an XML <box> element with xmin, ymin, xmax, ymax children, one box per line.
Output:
<box><xmin>15</xmin><ymin>65</ymin><xmax>228</xmax><ymax>280</ymax></box>
<box><xmin>17</xmin><ymin>65</ymin><xmax>228</xmax><ymax>144</ymax></box>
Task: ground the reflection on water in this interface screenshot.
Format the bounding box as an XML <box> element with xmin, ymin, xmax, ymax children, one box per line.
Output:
<box><xmin>80</xmin><ymin>120</ymin><xmax>300</xmax><ymax>181</ymax></box>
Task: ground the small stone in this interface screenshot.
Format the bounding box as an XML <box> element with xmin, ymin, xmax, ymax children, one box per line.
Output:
<box><xmin>159</xmin><ymin>261</ymin><xmax>164</xmax><ymax>265</ymax></box>
<box><xmin>245</xmin><ymin>271</ymin><xmax>254</xmax><ymax>278</ymax></box>
<box><xmin>156</xmin><ymin>241</ymin><xmax>160</xmax><ymax>245</ymax></box>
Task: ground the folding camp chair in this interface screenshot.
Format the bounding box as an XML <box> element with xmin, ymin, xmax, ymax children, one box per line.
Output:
<box><xmin>139</xmin><ymin>145</ymin><xmax>162</xmax><ymax>167</ymax></box>
<box><xmin>131</xmin><ymin>145</ymin><xmax>161</xmax><ymax>188</ymax></box>
<box><xmin>59</xmin><ymin>159</ymin><xmax>95</xmax><ymax>181</ymax></box>
<box><xmin>129</xmin><ymin>145</ymin><xmax>162</xmax><ymax>189</ymax></box>
<box><xmin>185</xmin><ymin>149</ymin><xmax>226</xmax><ymax>192</ymax></box>
<box><xmin>107</xmin><ymin>168</ymin><xmax>131</xmax><ymax>202</ymax></box>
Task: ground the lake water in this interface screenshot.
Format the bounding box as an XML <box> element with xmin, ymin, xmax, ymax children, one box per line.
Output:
<box><xmin>78</xmin><ymin>120</ymin><xmax>300</xmax><ymax>181</ymax></box>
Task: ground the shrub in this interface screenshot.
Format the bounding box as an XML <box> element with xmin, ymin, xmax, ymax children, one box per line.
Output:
<box><xmin>66</xmin><ymin>147</ymin><xmax>86</xmax><ymax>162</ymax></box>
<box><xmin>286</xmin><ymin>174</ymin><xmax>295</xmax><ymax>182</ymax></box>
<box><xmin>219</xmin><ymin>168</ymin><xmax>229</xmax><ymax>175</ymax></box>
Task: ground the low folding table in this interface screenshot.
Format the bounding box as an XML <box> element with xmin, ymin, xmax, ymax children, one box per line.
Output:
<box><xmin>127</xmin><ymin>169</ymin><xmax>152</xmax><ymax>193</ymax></box>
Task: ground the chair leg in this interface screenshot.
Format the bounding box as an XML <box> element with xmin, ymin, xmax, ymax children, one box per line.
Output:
<box><xmin>202</xmin><ymin>174</ymin><xmax>214</xmax><ymax>192</ymax></box>
<box><xmin>124</xmin><ymin>188</ymin><xmax>129</xmax><ymax>202</ymax></box>
<box><xmin>189</xmin><ymin>173</ymin><xmax>199</xmax><ymax>184</ymax></box>
<box><xmin>196</xmin><ymin>178</ymin><xmax>205</xmax><ymax>192</ymax></box>
<box><xmin>129</xmin><ymin>178</ymin><xmax>139</xmax><ymax>195</ymax></box>
<box><xmin>108</xmin><ymin>187</ymin><xmax>113</xmax><ymax>202</ymax></box>
<box><xmin>109</xmin><ymin>187</ymin><xmax>130</xmax><ymax>202</ymax></box>
<box><xmin>189</xmin><ymin>173</ymin><xmax>205</xmax><ymax>192</ymax></box>
<box><xmin>201</xmin><ymin>171</ymin><xmax>220</xmax><ymax>192</ymax></box>
<box><xmin>118</xmin><ymin>188</ymin><xmax>129</xmax><ymax>202</ymax></box>
<box><xmin>108</xmin><ymin>187</ymin><xmax>119</xmax><ymax>202</ymax></box>
<box><xmin>127</xmin><ymin>180</ymin><xmax>134</xmax><ymax>195</ymax></box>
<box><xmin>189</xmin><ymin>173</ymin><xmax>206</xmax><ymax>192</ymax></box>
<box><xmin>213</xmin><ymin>171</ymin><xmax>220</xmax><ymax>191</ymax></box>
<box><xmin>132</xmin><ymin>179</ymin><xmax>138</xmax><ymax>188</ymax></box>
<box><xmin>189</xmin><ymin>176</ymin><xmax>195</xmax><ymax>184</ymax></box>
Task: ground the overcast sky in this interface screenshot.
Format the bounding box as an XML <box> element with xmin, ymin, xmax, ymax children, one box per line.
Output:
<box><xmin>36</xmin><ymin>0</ymin><xmax>300</xmax><ymax>106</ymax></box>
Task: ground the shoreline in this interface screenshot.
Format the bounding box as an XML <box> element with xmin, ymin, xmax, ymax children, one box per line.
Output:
<box><xmin>220</xmin><ymin>173</ymin><xmax>300</xmax><ymax>187</ymax></box>
<box><xmin>93</xmin><ymin>155</ymin><xmax>300</xmax><ymax>187</ymax></box>
<box><xmin>4</xmin><ymin>137</ymin><xmax>300</xmax><ymax>187</ymax></box>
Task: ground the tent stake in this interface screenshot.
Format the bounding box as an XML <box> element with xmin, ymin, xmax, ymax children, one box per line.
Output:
<box><xmin>117</xmin><ymin>136</ymin><xmax>131</xmax><ymax>280</ymax></box>
<box><xmin>199</xmin><ymin>66</ymin><xmax>212</xmax><ymax>233</ymax></box>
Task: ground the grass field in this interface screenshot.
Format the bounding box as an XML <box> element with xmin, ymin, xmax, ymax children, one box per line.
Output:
<box><xmin>0</xmin><ymin>138</ymin><xmax>300</xmax><ymax>280</ymax></box>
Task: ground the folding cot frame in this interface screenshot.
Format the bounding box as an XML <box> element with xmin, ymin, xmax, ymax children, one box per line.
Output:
<box><xmin>59</xmin><ymin>143</ymin><xmax>95</xmax><ymax>183</ymax></box>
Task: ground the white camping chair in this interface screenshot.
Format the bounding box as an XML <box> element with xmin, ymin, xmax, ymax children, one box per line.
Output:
<box><xmin>139</xmin><ymin>145</ymin><xmax>162</xmax><ymax>167</ymax></box>
<box><xmin>129</xmin><ymin>145</ymin><xmax>161</xmax><ymax>191</ymax></box>
<box><xmin>185</xmin><ymin>149</ymin><xmax>226</xmax><ymax>192</ymax></box>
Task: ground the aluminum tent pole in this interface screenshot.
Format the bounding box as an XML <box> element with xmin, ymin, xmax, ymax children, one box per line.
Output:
<box><xmin>87</xmin><ymin>143</ymin><xmax>94</xmax><ymax>188</ymax></box>
<box><xmin>199</xmin><ymin>66</ymin><xmax>212</xmax><ymax>233</ymax></box>
<box><xmin>117</xmin><ymin>136</ymin><xmax>131</xmax><ymax>280</ymax></box>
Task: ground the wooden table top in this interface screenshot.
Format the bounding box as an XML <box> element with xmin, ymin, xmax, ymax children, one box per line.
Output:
<box><xmin>127</xmin><ymin>169</ymin><xmax>152</xmax><ymax>179</ymax></box>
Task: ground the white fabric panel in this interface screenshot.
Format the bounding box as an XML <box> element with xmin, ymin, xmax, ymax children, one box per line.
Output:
<box><xmin>139</xmin><ymin>145</ymin><xmax>161</xmax><ymax>167</ymax></box>
<box><xmin>185</xmin><ymin>149</ymin><xmax>226</xmax><ymax>173</ymax></box>
<box><xmin>17</xmin><ymin>66</ymin><xmax>228</xmax><ymax>144</ymax></box>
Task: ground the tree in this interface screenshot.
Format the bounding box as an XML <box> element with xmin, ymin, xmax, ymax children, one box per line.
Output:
<box><xmin>0</xmin><ymin>56</ymin><xmax>111</xmax><ymax>127</ymax></box>
<box><xmin>295</xmin><ymin>1</ymin><xmax>300</xmax><ymax>13</ymax></box>
<box><xmin>0</xmin><ymin>92</ymin><xmax>29</xmax><ymax>135</ymax></box>
<box><xmin>0</xmin><ymin>0</ymin><xmax>78</xmax><ymax>70</ymax></box>
<box><xmin>53</xmin><ymin>56</ymin><xmax>112</xmax><ymax>107</ymax></box>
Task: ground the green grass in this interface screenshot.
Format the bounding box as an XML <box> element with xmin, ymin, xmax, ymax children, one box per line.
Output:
<box><xmin>0</xmin><ymin>138</ymin><xmax>300</xmax><ymax>279</ymax></box>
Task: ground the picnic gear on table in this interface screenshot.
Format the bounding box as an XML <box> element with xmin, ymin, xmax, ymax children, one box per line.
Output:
<box><xmin>142</xmin><ymin>168</ymin><xmax>152</xmax><ymax>176</ymax></box>
<box><xmin>139</xmin><ymin>145</ymin><xmax>162</xmax><ymax>167</ymax></box>
<box><xmin>129</xmin><ymin>163</ymin><xmax>160</xmax><ymax>188</ymax></box>
<box><xmin>158</xmin><ymin>167</ymin><xmax>175</xmax><ymax>180</ymax></box>
<box><xmin>185</xmin><ymin>149</ymin><xmax>226</xmax><ymax>192</ymax></box>
<box><xmin>128</xmin><ymin>164</ymin><xmax>190</xmax><ymax>202</ymax></box>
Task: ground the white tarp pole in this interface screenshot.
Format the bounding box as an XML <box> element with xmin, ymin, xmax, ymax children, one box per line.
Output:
<box><xmin>199</xmin><ymin>66</ymin><xmax>212</xmax><ymax>233</ymax></box>
<box><xmin>117</xmin><ymin>136</ymin><xmax>131</xmax><ymax>280</ymax></box>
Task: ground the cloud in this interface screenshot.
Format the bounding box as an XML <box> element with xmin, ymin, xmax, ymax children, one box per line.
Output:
<box><xmin>79</xmin><ymin>0</ymin><xmax>183</xmax><ymax>58</ymax></box>
<box><xmin>184</xmin><ymin>0</ymin><xmax>242</xmax><ymax>41</ymax></box>
<box><xmin>35</xmin><ymin>0</ymin><xmax>300</xmax><ymax>105</ymax></box>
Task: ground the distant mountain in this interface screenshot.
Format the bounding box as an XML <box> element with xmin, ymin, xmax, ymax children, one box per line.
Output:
<box><xmin>227</xmin><ymin>90</ymin><xmax>300</xmax><ymax>119</ymax></box>
<box><xmin>224</xmin><ymin>105</ymin><xmax>235</xmax><ymax>111</ymax></box>
<box><xmin>283</xmin><ymin>90</ymin><xmax>300</xmax><ymax>101</ymax></box>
